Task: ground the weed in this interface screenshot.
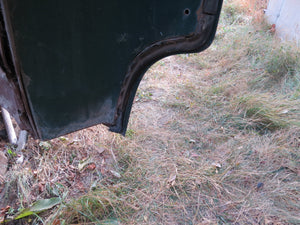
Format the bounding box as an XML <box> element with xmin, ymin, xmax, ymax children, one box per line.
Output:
<box><xmin>6</xmin><ymin>147</ymin><xmax>16</xmax><ymax>158</ymax></box>
<box><xmin>234</xmin><ymin>94</ymin><xmax>291</xmax><ymax>131</ymax></box>
<box><xmin>135</xmin><ymin>90</ymin><xmax>153</xmax><ymax>102</ymax></box>
<box><xmin>265</xmin><ymin>46</ymin><xmax>299</xmax><ymax>80</ymax></box>
<box><xmin>125</xmin><ymin>128</ymin><xmax>135</xmax><ymax>139</ymax></box>
<box><xmin>222</xmin><ymin>1</ymin><xmax>245</xmax><ymax>25</ymax></box>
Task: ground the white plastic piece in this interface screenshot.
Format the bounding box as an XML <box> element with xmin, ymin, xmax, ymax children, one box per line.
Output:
<box><xmin>1</xmin><ymin>107</ymin><xmax>17</xmax><ymax>145</ymax></box>
<box><xmin>16</xmin><ymin>130</ymin><xmax>28</xmax><ymax>152</ymax></box>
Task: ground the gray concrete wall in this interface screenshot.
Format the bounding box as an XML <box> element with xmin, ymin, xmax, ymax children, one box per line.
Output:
<box><xmin>266</xmin><ymin>0</ymin><xmax>300</xmax><ymax>44</ymax></box>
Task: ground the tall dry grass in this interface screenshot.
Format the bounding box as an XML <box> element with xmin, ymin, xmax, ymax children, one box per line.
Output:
<box><xmin>1</xmin><ymin>0</ymin><xmax>299</xmax><ymax>224</ymax></box>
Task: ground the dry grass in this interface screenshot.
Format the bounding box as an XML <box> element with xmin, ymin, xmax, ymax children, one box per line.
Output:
<box><xmin>1</xmin><ymin>0</ymin><xmax>300</xmax><ymax>224</ymax></box>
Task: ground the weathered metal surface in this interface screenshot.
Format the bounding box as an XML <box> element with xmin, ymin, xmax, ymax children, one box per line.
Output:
<box><xmin>0</xmin><ymin>0</ymin><xmax>223</xmax><ymax>140</ymax></box>
<box><xmin>0</xmin><ymin>2</ymin><xmax>34</xmax><ymax>136</ymax></box>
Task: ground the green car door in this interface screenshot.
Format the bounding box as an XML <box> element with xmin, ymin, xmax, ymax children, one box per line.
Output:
<box><xmin>0</xmin><ymin>0</ymin><xmax>223</xmax><ymax>139</ymax></box>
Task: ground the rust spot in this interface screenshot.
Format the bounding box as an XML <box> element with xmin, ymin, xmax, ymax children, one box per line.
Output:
<box><xmin>0</xmin><ymin>0</ymin><xmax>36</xmax><ymax>137</ymax></box>
<box><xmin>196</xmin><ymin>1</ymin><xmax>205</xmax><ymax>22</ymax></box>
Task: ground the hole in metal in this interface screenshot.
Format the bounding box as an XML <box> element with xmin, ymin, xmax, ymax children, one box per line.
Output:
<box><xmin>184</xmin><ymin>8</ymin><xmax>191</xmax><ymax>15</ymax></box>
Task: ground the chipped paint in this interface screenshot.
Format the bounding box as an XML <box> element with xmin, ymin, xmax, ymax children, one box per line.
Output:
<box><xmin>1</xmin><ymin>0</ymin><xmax>223</xmax><ymax>140</ymax></box>
<box><xmin>0</xmin><ymin>0</ymin><xmax>36</xmax><ymax>136</ymax></box>
<box><xmin>110</xmin><ymin>0</ymin><xmax>223</xmax><ymax>134</ymax></box>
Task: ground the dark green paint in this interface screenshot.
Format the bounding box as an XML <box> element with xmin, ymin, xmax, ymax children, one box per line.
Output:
<box><xmin>1</xmin><ymin>0</ymin><xmax>223</xmax><ymax>139</ymax></box>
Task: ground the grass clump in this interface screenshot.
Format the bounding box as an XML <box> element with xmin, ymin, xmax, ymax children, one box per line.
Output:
<box><xmin>50</xmin><ymin>186</ymin><xmax>131</xmax><ymax>224</ymax></box>
<box><xmin>222</xmin><ymin>1</ymin><xmax>245</xmax><ymax>25</ymax></box>
<box><xmin>234</xmin><ymin>94</ymin><xmax>297</xmax><ymax>132</ymax></box>
<box><xmin>265</xmin><ymin>46</ymin><xmax>299</xmax><ymax>81</ymax></box>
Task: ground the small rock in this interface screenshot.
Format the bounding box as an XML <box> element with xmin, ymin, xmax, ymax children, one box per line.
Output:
<box><xmin>16</xmin><ymin>154</ymin><xmax>24</xmax><ymax>164</ymax></box>
<box><xmin>97</xmin><ymin>147</ymin><xmax>106</xmax><ymax>154</ymax></box>
<box><xmin>256</xmin><ymin>182</ymin><xmax>264</xmax><ymax>191</ymax></box>
<box><xmin>212</xmin><ymin>162</ymin><xmax>222</xmax><ymax>168</ymax></box>
<box><xmin>110</xmin><ymin>170</ymin><xmax>121</xmax><ymax>178</ymax></box>
<box><xmin>189</xmin><ymin>139</ymin><xmax>196</xmax><ymax>143</ymax></box>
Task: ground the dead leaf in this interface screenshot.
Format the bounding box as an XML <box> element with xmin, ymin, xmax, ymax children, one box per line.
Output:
<box><xmin>38</xmin><ymin>183</ymin><xmax>45</xmax><ymax>193</ymax></box>
<box><xmin>100</xmin><ymin>159</ymin><xmax>106</xmax><ymax>174</ymax></box>
<box><xmin>0</xmin><ymin>206</ymin><xmax>10</xmax><ymax>216</ymax></box>
<box><xmin>78</xmin><ymin>157</ymin><xmax>94</xmax><ymax>171</ymax></box>
<box><xmin>75</xmin><ymin>181</ymin><xmax>86</xmax><ymax>192</ymax></box>
<box><xmin>53</xmin><ymin>218</ymin><xmax>63</xmax><ymax>225</ymax></box>
<box><xmin>97</xmin><ymin>147</ymin><xmax>106</xmax><ymax>154</ymax></box>
<box><xmin>167</xmin><ymin>166</ymin><xmax>178</xmax><ymax>187</ymax></box>
<box><xmin>87</xmin><ymin>163</ymin><xmax>96</xmax><ymax>170</ymax></box>
<box><xmin>191</xmin><ymin>153</ymin><xmax>200</xmax><ymax>158</ymax></box>
<box><xmin>167</xmin><ymin>174</ymin><xmax>177</xmax><ymax>187</ymax></box>
<box><xmin>144</xmin><ymin>216</ymin><xmax>148</xmax><ymax>222</ymax></box>
<box><xmin>67</xmin><ymin>171</ymin><xmax>76</xmax><ymax>181</ymax></box>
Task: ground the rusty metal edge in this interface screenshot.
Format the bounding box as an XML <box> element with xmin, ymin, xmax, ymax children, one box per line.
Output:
<box><xmin>109</xmin><ymin>0</ymin><xmax>223</xmax><ymax>135</ymax></box>
<box><xmin>0</xmin><ymin>0</ymin><xmax>39</xmax><ymax>138</ymax></box>
<box><xmin>0</xmin><ymin>0</ymin><xmax>223</xmax><ymax>139</ymax></box>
